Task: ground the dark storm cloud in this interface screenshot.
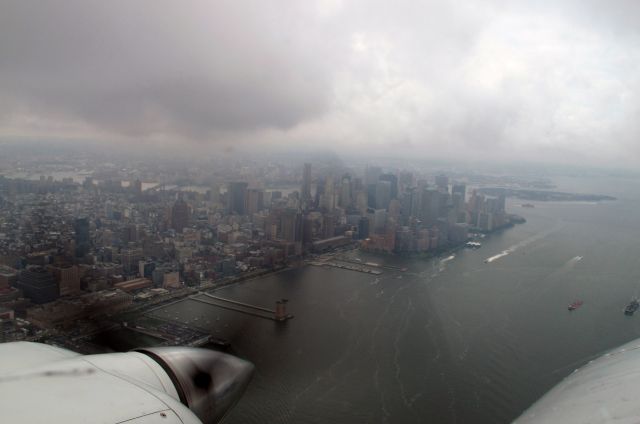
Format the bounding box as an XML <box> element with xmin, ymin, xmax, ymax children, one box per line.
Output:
<box><xmin>1</xmin><ymin>0</ymin><xmax>640</xmax><ymax>165</ymax></box>
<box><xmin>0</xmin><ymin>1</ymin><xmax>338</xmax><ymax>136</ymax></box>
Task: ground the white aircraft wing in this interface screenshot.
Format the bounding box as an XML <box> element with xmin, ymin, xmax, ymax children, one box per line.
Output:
<box><xmin>0</xmin><ymin>342</ymin><xmax>253</xmax><ymax>424</ymax></box>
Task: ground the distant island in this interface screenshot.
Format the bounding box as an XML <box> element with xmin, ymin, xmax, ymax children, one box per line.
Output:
<box><xmin>477</xmin><ymin>187</ymin><xmax>616</xmax><ymax>202</ymax></box>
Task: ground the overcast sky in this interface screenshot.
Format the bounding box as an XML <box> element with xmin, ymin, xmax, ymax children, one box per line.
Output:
<box><xmin>1</xmin><ymin>0</ymin><xmax>640</xmax><ymax>166</ymax></box>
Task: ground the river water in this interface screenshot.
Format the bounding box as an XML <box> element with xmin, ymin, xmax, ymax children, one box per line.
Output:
<box><xmin>132</xmin><ymin>175</ymin><xmax>640</xmax><ymax>423</ymax></box>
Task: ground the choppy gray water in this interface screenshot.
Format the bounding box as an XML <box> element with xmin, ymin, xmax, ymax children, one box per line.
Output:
<box><xmin>146</xmin><ymin>175</ymin><xmax>640</xmax><ymax>423</ymax></box>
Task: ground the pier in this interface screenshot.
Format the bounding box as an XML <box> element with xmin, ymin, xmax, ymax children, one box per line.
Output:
<box><xmin>190</xmin><ymin>292</ymin><xmax>294</xmax><ymax>322</ymax></box>
<box><xmin>309</xmin><ymin>260</ymin><xmax>383</xmax><ymax>274</ymax></box>
<box><xmin>333</xmin><ymin>257</ymin><xmax>408</xmax><ymax>272</ymax></box>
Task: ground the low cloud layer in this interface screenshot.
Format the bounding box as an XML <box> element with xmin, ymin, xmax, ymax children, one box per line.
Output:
<box><xmin>1</xmin><ymin>0</ymin><xmax>640</xmax><ymax>165</ymax></box>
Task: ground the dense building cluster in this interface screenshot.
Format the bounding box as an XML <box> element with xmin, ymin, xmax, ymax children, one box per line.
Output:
<box><xmin>0</xmin><ymin>162</ymin><xmax>514</xmax><ymax>330</ymax></box>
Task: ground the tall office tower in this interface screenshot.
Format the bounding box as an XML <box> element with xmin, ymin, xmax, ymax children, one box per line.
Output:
<box><xmin>18</xmin><ymin>267</ymin><xmax>59</xmax><ymax>304</ymax></box>
<box><xmin>452</xmin><ymin>184</ymin><xmax>466</xmax><ymax>202</ymax></box>
<box><xmin>120</xmin><ymin>247</ymin><xmax>144</xmax><ymax>274</ymax></box>
<box><xmin>388</xmin><ymin>199</ymin><xmax>401</xmax><ymax>219</ymax></box>
<box><xmin>314</xmin><ymin>178</ymin><xmax>325</xmax><ymax>206</ymax></box>
<box><xmin>435</xmin><ymin>175</ymin><xmax>449</xmax><ymax>193</ymax></box>
<box><xmin>281</xmin><ymin>209</ymin><xmax>302</xmax><ymax>242</ymax></box>
<box><xmin>379</xmin><ymin>173</ymin><xmax>398</xmax><ymax>200</ymax></box>
<box><xmin>467</xmin><ymin>190</ymin><xmax>480</xmax><ymax>213</ymax></box>
<box><xmin>301</xmin><ymin>163</ymin><xmax>312</xmax><ymax>205</ymax></box>
<box><xmin>132</xmin><ymin>179</ymin><xmax>143</xmax><ymax>195</ymax></box>
<box><xmin>171</xmin><ymin>195</ymin><xmax>190</xmax><ymax>232</ymax></box>
<box><xmin>339</xmin><ymin>175</ymin><xmax>352</xmax><ymax>208</ymax></box>
<box><xmin>497</xmin><ymin>193</ymin><xmax>506</xmax><ymax>213</ymax></box>
<box><xmin>365</xmin><ymin>166</ymin><xmax>382</xmax><ymax>186</ymax></box>
<box><xmin>418</xmin><ymin>188</ymin><xmax>437</xmax><ymax>224</ymax></box>
<box><xmin>399</xmin><ymin>190</ymin><xmax>414</xmax><ymax>225</ymax></box>
<box><xmin>321</xmin><ymin>176</ymin><xmax>335</xmax><ymax>211</ymax></box>
<box><xmin>355</xmin><ymin>190</ymin><xmax>368</xmax><ymax>214</ymax></box>
<box><xmin>227</xmin><ymin>182</ymin><xmax>248</xmax><ymax>215</ymax></box>
<box><xmin>367</xmin><ymin>183</ymin><xmax>377</xmax><ymax>208</ymax></box>
<box><xmin>375</xmin><ymin>180</ymin><xmax>392</xmax><ymax>210</ymax></box>
<box><xmin>208</xmin><ymin>184</ymin><xmax>221</xmax><ymax>203</ymax></box>
<box><xmin>357</xmin><ymin>216</ymin><xmax>370</xmax><ymax>239</ymax></box>
<box><xmin>398</xmin><ymin>172</ymin><xmax>414</xmax><ymax>194</ymax></box>
<box><xmin>121</xmin><ymin>224</ymin><xmax>139</xmax><ymax>244</ymax></box>
<box><xmin>74</xmin><ymin>217</ymin><xmax>91</xmax><ymax>258</ymax></box>
<box><xmin>302</xmin><ymin>215</ymin><xmax>314</xmax><ymax>246</ymax></box>
<box><xmin>323</xmin><ymin>214</ymin><xmax>336</xmax><ymax>238</ymax></box>
<box><xmin>353</xmin><ymin>177</ymin><xmax>364</xmax><ymax>192</ymax></box>
<box><xmin>245</xmin><ymin>188</ymin><xmax>265</xmax><ymax>215</ymax></box>
<box><xmin>373</xmin><ymin>209</ymin><xmax>387</xmax><ymax>234</ymax></box>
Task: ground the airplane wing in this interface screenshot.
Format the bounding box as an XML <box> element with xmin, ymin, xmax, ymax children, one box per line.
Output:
<box><xmin>515</xmin><ymin>337</ymin><xmax>640</xmax><ymax>423</ymax></box>
<box><xmin>0</xmin><ymin>342</ymin><xmax>253</xmax><ymax>424</ymax></box>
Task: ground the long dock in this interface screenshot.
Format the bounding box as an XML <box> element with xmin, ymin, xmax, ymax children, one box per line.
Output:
<box><xmin>335</xmin><ymin>257</ymin><xmax>407</xmax><ymax>271</ymax></box>
<box><xmin>190</xmin><ymin>295</ymin><xmax>278</xmax><ymax>321</ymax></box>
<box><xmin>309</xmin><ymin>261</ymin><xmax>383</xmax><ymax>275</ymax></box>
<box><xmin>199</xmin><ymin>292</ymin><xmax>275</xmax><ymax>313</ymax></box>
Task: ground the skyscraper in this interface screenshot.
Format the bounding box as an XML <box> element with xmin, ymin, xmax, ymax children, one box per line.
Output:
<box><xmin>375</xmin><ymin>180</ymin><xmax>392</xmax><ymax>210</ymax></box>
<box><xmin>171</xmin><ymin>195</ymin><xmax>189</xmax><ymax>232</ymax></box>
<box><xmin>301</xmin><ymin>163</ymin><xmax>312</xmax><ymax>206</ymax></box>
<box><xmin>379</xmin><ymin>173</ymin><xmax>398</xmax><ymax>200</ymax></box>
<box><xmin>132</xmin><ymin>179</ymin><xmax>143</xmax><ymax>195</ymax></box>
<box><xmin>227</xmin><ymin>182</ymin><xmax>248</xmax><ymax>215</ymax></box>
<box><xmin>435</xmin><ymin>175</ymin><xmax>449</xmax><ymax>193</ymax></box>
<box><xmin>339</xmin><ymin>175</ymin><xmax>352</xmax><ymax>208</ymax></box>
<box><xmin>365</xmin><ymin>166</ymin><xmax>382</xmax><ymax>186</ymax></box>
<box><xmin>245</xmin><ymin>188</ymin><xmax>265</xmax><ymax>215</ymax></box>
<box><xmin>321</xmin><ymin>176</ymin><xmax>335</xmax><ymax>211</ymax></box>
<box><xmin>281</xmin><ymin>208</ymin><xmax>302</xmax><ymax>242</ymax></box>
<box><xmin>74</xmin><ymin>217</ymin><xmax>90</xmax><ymax>258</ymax></box>
<box><xmin>452</xmin><ymin>184</ymin><xmax>466</xmax><ymax>201</ymax></box>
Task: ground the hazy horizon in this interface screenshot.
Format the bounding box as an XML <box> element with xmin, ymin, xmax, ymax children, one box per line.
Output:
<box><xmin>2</xmin><ymin>1</ymin><xmax>640</xmax><ymax>167</ymax></box>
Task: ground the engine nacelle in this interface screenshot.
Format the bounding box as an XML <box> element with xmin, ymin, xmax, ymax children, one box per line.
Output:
<box><xmin>0</xmin><ymin>342</ymin><xmax>254</xmax><ymax>424</ymax></box>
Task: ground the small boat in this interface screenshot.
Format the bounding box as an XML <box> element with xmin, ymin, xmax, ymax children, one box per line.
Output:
<box><xmin>625</xmin><ymin>299</ymin><xmax>640</xmax><ymax>316</ymax></box>
<box><xmin>568</xmin><ymin>300</ymin><xmax>583</xmax><ymax>311</ymax></box>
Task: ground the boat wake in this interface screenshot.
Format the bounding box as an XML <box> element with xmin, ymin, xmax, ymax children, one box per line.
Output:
<box><xmin>441</xmin><ymin>255</ymin><xmax>456</xmax><ymax>263</ymax></box>
<box><xmin>485</xmin><ymin>251</ymin><xmax>510</xmax><ymax>263</ymax></box>
<box><xmin>436</xmin><ymin>254</ymin><xmax>456</xmax><ymax>272</ymax></box>
<box><xmin>484</xmin><ymin>225</ymin><xmax>561</xmax><ymax>264</ymax></box>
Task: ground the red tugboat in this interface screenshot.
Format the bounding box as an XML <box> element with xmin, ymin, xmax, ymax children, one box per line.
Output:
<box><xmin>568</xmin><ymin>300</ymin><xmax>584</xmax><ymax>311</ymax></box>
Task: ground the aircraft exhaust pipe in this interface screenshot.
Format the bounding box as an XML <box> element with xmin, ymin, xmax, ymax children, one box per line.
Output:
<box><xmin>135</xmin><ymin>347</ymin><xmax>254</xmax><ymax>424</ymax></box>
